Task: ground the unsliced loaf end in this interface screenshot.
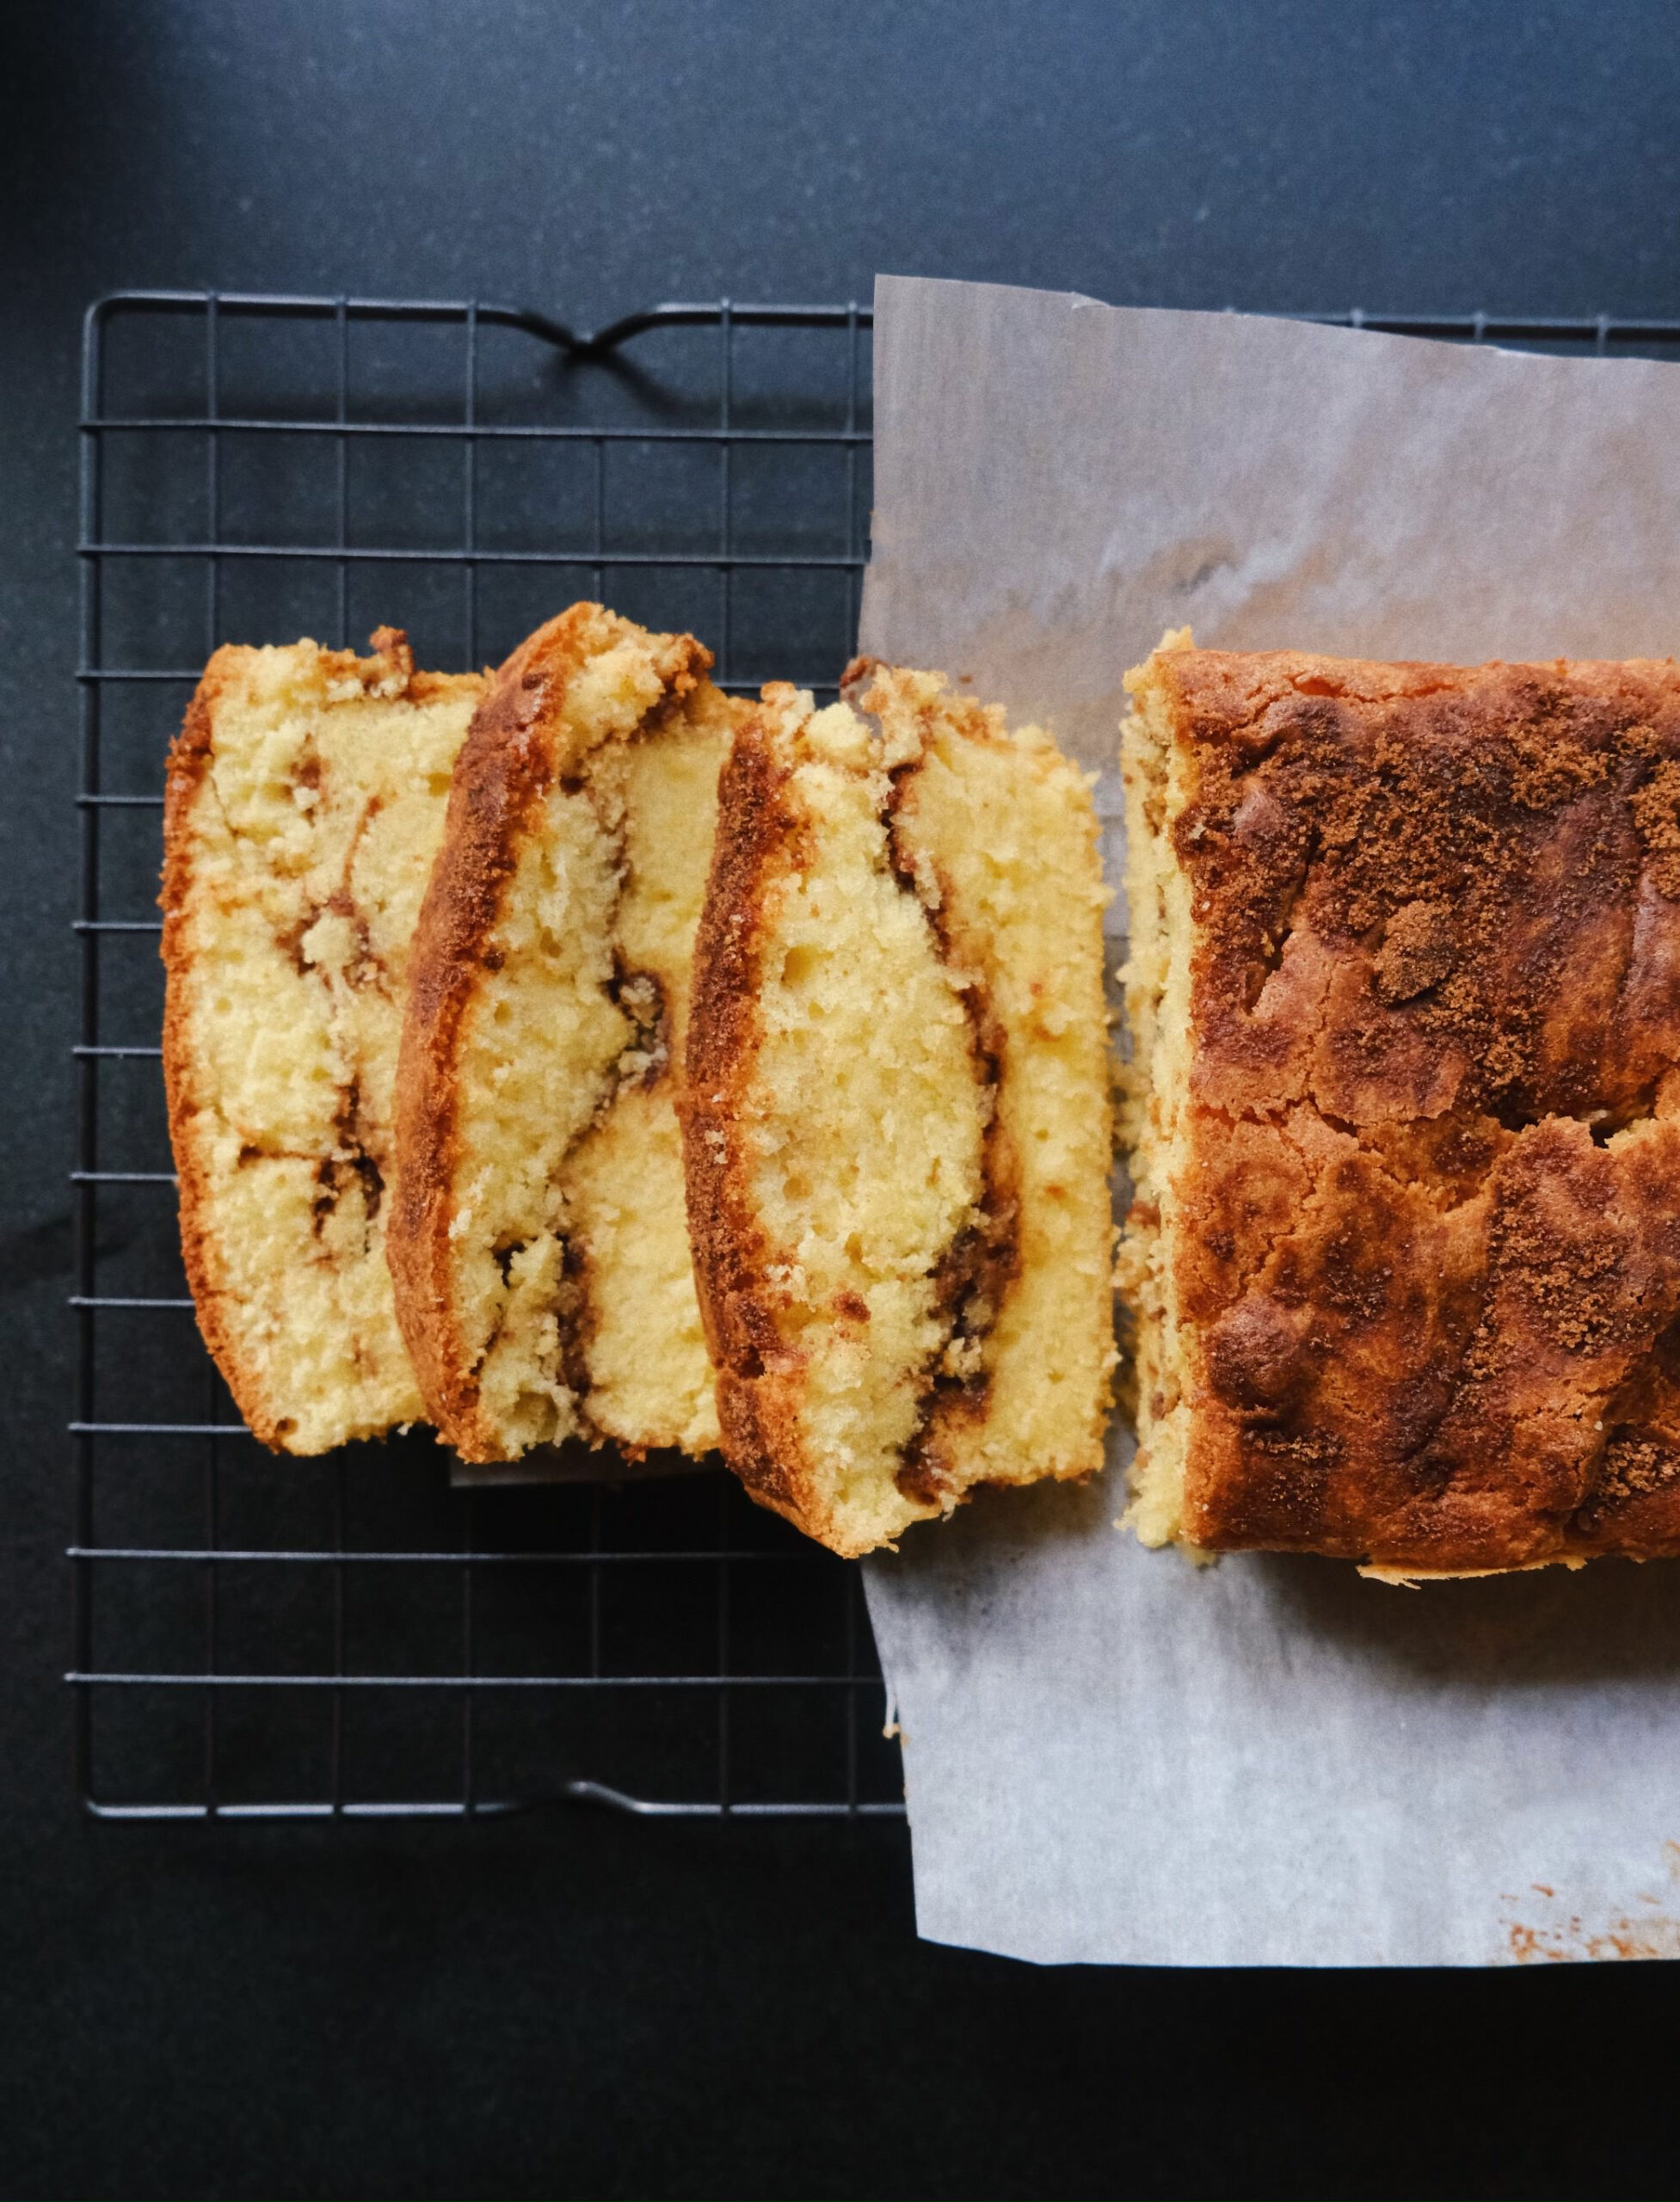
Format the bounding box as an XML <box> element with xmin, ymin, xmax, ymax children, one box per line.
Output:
<box><xmin>1118</xmin><ymin>632</ymin><xmax>1680</xmax><ymax>1575</ymax></box>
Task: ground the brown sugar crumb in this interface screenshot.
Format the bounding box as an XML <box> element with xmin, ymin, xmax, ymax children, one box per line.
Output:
<box><xmin>1632</xmin><ymin>756</ymin><xmax>1680</xmax><ymax>899</ymax></box>
<box><xmin>1597</xmin><ymin>1436</ymin><xmax>1680</xmax><ymax>1504</ymax></box>
<box><xmin>1120</xmin><ymin>638</ymin><xmax>1680</xmax><ymax>1572</ymax></box>
<box><xmin>1372</xmin><ymin>900</ymin><xmax>1455</xmax><ymax>1005</ymax></box>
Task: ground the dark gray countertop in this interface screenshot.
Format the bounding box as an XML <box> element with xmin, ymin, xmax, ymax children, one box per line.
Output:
<box><xmin>4</xmin><ymin>3</ymin><xmax>1679</xmax><ymax>2193</ymax></box>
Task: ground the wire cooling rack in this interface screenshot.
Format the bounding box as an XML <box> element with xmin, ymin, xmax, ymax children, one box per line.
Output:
<box><xmin>71</xmin><ymin>290</ymin><xmax>896</xmax><ymax>1820</ymax></box>
<box><xmin>71</xmin><ymin>297</ymin><xmax>1680</xmax><ymax>1822</ymax></box>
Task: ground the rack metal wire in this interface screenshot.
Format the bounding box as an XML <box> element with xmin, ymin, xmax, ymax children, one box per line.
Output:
<box><xmin>71</xmin><ymin>295</ymin><xmax>1680</xmax><ymax>1823</ymax></box>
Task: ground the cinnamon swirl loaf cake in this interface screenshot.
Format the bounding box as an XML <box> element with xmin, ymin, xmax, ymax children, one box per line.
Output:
<box><xmin>683</xmin><ymin>664</ymin><xmax>1115</xmax><ymax>1557</ymax></box>
<box><xmin>1120</xmin><ymin>633</ymin><xmax>1680</xmax><ymax>1576</ymax></box>
<box><xmin>162</xmin><ymin>628</ymin><xmax>484</xmax><ymax>1453</ymax></box>
<box><xmin>387</xmin><ymin>603</ymin><xmax>747</xmax><ymax>1464</ymax></box>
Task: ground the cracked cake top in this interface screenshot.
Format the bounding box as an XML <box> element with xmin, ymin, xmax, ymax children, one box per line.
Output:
<box><xmin>1123</xmin><ymin>643</ymin><xmax>1680</xmax><ymax>1573</ymax></box>
<box><xmin>1172</xmin><ymin>650</ymin><xmax>1680</xmax><ymax>1135</ymax></box>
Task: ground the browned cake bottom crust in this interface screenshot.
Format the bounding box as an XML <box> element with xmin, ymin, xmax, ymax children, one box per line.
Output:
<box><xmin>1132</xmin><ymin>646</ymin><xmax>1680</xmax><ymax>1573</ymax></box>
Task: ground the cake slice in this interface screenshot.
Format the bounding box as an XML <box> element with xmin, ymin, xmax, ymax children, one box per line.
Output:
<box><xmin>1120</xmin><ymin>632</ymin><xmax>1680</xmax><ymax>1575</ymax></box>
<box><xmin>387</xmin><ymin>602</ymin><xmax>747</xmax><ymax>1464</ymax></box>
<box><xmin>161</xmin><ymin>628</ymin><xmax>485</xmax><ymax>1452</ymax></box>
<box><xmin>683</xmin><ymin>664</ymin><xmax>1116</xmax><ymax>1557</ymax></box>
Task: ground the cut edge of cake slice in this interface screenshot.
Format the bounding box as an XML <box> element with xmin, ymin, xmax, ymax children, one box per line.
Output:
<box><xmin>161</xmin><ymin>627</ymin><xmax>485</xmax><ymax>1454</ymax></box>
<box><xmin>387</xmin><ymin>601</ymin><xmax>745</xmax><ymax>1466</ymax></box>
<box><xmin>862</xmin><ymin>661</ymin><xmax>1118</xmax><ymax>1509</ymax></box>
<box><xmin>683</xmin><ymin>666</ymin><xmax>1116</xmax><ymax>1558</ymax></box>
<box><xmin>1115</xmin><ymin>624</ymin><xmax>1200</xmax><ymax>1549</ymax></box>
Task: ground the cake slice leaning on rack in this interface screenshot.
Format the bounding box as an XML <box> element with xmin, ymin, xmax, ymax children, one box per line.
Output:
<box><xmin>681</xmin><ymin>662</ymin><xmax>1117</xmax><ymax>1557</ymax></box>
<box><xmin>387</xmin><ymin>601</ymin><xmax>749</xmax><ymax>1465</ymax></box>
<box><xmin>161</xmin><ymin>628</ymin><xmax>486</xmax><ymax>1453</ymax></box>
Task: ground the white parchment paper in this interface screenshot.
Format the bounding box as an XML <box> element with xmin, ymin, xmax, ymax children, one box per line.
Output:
<box><xmin>858</xmin><ymin>275</ymin><xmax>1680</xmax><ymax>1968</ymax></box>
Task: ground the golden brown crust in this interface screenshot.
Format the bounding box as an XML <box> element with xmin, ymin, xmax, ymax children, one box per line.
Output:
<box><xmin>385</xmin><ymin>630</ymin><xmax>561</xmax><ymax>1455</ymax></box>
<box><xmin>1166</xmin><ymin>650</ymin><xmax>1680</xmax><ymax>1129</ymax></box>
<box><xmin>1151</xmin><ymin>646</ymin><xmax>1680</xmax><ymax>1569</ymax></box>
<box><xmin>387</xmin><ymin>604</ymin><xmax>711</xmax><ymax>1461</ymax></box>
<box><xmin>161</xmin><ymin>629</ymin><xmax>482</xmax><ymax>1450</ymax></box>
<box><xmin>162</xmin><ymin>656</ymin><xmax>262</xmax><ymax>1431</ymax></box>
<box><xmin>680</xmin><ymin>702</ymin><xmax>821</xmax><ymax>1533</ymax></box>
